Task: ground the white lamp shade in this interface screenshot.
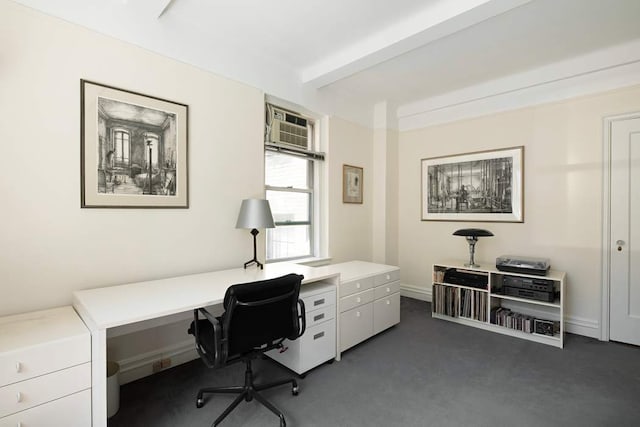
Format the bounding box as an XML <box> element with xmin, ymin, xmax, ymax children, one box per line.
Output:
<box><xmin>235</xmin><ymin>199</ymin><xmax>275</xmax><ymax>229</ymax></box>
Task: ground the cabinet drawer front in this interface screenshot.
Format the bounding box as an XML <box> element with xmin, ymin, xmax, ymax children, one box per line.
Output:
<box><xmin>302</xmin><ymin>289</ymin><xmax>336</xmax><ymax>312</ymax></box>
<box><xmin>374</xmin><ymin>280</ymin><xmax>401</xmax><ymax>299</ymax></box>
<box><xmin>373</xmin><ymin>292</ymin><xmax>400</xmax><ymax>335</ymax></box>
<box><xmin>339</xmin><ymin>289</ymin><xmax>374</xmax><ymax>313</ymax></box>
<box><xmin>340</xmin><ymin>276</ymin><xmax>374</xmax><ymax>298</ymax></box>
<box><xmin>374</xmin><ymin>269</ymin><xmax>401</xmax><ymax>287</ymax></box>
<box><xmin>0</xmin><ymin>334</ymin><xmax>90</xmax><ymax>387</ymax></box>
<box><xmin>339</xmin><ymin>303</ymin><xmax>373</xmax><ymax>352</ymax></box>
<box><xmin>305</xmin><ymin>304</ymin><xmax>335</xmax><ymax>329</ymax></box>
<box><xmin>297</xmin><ymin>321</ymin><xmax>336</xmax><ymax>373</ymax></box>
<box><xmin>0</xmin><ymin>388</ymin><xmax>90</xmax><ymax>427</ymax></box>
<box><xmin>0</xmin><ymin>363</ymin><xmax>90</xmax><ymax>418</ymax></box>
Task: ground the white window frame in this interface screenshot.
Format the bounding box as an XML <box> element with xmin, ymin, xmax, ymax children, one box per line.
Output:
<box><xmin>264</xmin><ymin>102</ymin><xmax>325</xmax><ymax>263</ymax></box>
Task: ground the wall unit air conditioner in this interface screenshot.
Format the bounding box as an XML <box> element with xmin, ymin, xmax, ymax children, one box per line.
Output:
<box><xmin>269</xmin><ymin>107</ymin><xmax>309</xmax><ymax>149</ymax></box>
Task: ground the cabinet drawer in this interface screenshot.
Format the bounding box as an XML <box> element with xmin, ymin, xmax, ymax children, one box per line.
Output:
<box><xmin>339</xmin><ymin>303</ymin><xmax>373</xmax><ymax>352</ymax></box>
<box><xmin>266</xmin><ymin>320</ymin><xmax>336</xmax><ymax>375</ymax></box>
<box><xmin>339</xmin><ymin>276</ymin><xmax>374</xmax><ymax>298</ymax></box>
<box><xmin>374</xmin><ymin>280</ymin><xmax>401</xmax><ymax>300</ymax></box>
<box><xmin>305</xmin><ymin>304</ymin><xmax>335</xmax><ymax>329</ymax></box>
<box><xmin>340</xmin><ymin>289</ymin><xmax>374</xmax><ymax>313</ymax></box>
<box><xmin>0</xmin><ymin>388</ymin><xmax>90</xmax><ymax>427</ymax></box>
<box><xmin>374</xmin><ymin>269</ymin><xmax>400</xmax><ymax>287</ymax></box>
<box><xmin>373</xmin><ymin>292</ymin><xmax>400</xmax><ymax>335</ymax></box>
<box><xmin>0</xmin><ymin>363</ymin><xmax>90</xmax><ymax>418</ymax></box>
<box><xmin>302</xmin><ymin>289</ymin><xmax>335</xmax><ymax>312</ymax></box>
<box><xmin>0</xmin><ymin>309</ymin><xmax>90</xmax><ymax>388</ymax></box>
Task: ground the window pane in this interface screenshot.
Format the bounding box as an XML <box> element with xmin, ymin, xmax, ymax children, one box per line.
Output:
<box><xmin>265</xmin><ymin>151</ymin><xmax>310</xmax><ymax>189</ymax></box>
<box><xmin>267</xmin><ymin>190</ymin><xmax>310</xmax><ymax>223</ymax></box>
<box><xmin>267</xmin><ymin>225</ymin><xmax>311</xmax><ymax>260</ymax></box>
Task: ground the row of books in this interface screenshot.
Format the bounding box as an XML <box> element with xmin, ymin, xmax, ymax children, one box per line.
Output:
<box><xmin>460</xmin><ymin>288</ymin><xmax>488</xmax><ymax>322</ymax></box>
<box><xmin>432</xmin><ymin>284</ymin><xmax>458</xmax><ymax>317</ymax></box>
<box><xmin>490</xmin><ymin>307</ymin><xmax>535</xmax><ymax>333</ymax></box>
<box><xmin>433</xmin><ymin>269</ymin><xmax>445</xmax><ymax>283</ymax></box>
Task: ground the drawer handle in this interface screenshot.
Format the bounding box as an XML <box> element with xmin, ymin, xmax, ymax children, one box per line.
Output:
<box><xmin>386</xmin><ymin>287</ymin><xmax>390</xmax><ymax>292</ymax></box>
<box><xmin>356</xmin><ymin>282</ymin><xmax>361</xmax><ymax>289</ymax></box>
<box><xmin>313</xmin><ymin>332</ymin><xmax>325</xmax><ymax>340</ymax></box>
<box><xmin>356</xmin><ymin>297</ymin><xmax>361</xmax><ymax>303</ymax></box>
<box><xmin>16</xmin><ymin>392</ymin><xmax>22</xmax><ymax>403</ymax></box>
<box><xmin>386</xmin><ymin>274</ymin><xmax>391</xmax><ymax>280</ymax></box>
<box><xmin>356</xmin><ymin>311</ymin><xmax>361</xmax><ymax>317</ymax></box>
<box><xmin>314</xmin><ymin>313</ymin><xmax>325</xmax><ymax>321</ymax></box>
<box><xmin>314</xmin><ymin>298</ymin><xmax>325</xmax><ymax>306</ymax></box>
<box><xmin>386</xmin><ymin>300</ymin><xmax>391</xmax><ymax>305</ymax></box>
<box><xmin>15</xmin><ymin>362</ymin><xmax>21</xmax><ymax>373</ymax></box>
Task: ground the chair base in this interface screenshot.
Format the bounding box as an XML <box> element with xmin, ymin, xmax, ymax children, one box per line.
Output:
<box><xmin>197</xmin><ymin>359</ymin><xmax>298</xmax><ymax>427</ymax></box>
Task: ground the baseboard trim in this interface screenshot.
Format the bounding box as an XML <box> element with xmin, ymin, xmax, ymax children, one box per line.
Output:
<box><xmin>400</xmin><ymin>283</ymin><xmax>431</xmax><ymax>302</ymax></box>
<box><xmin>117</xmin><ymin>339</ymin><xmax>198</xmax><ymax>385</ymax></box>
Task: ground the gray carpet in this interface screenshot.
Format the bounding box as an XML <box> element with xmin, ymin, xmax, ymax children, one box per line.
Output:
<box><xmin>108</xmin><ymin>298</ymin><xmax>640</xmax><ymax>427</ymax></box>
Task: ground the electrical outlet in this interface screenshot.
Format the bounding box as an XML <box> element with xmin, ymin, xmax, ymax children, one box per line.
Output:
<box><xmin>152</xmin><ymin>360</ymin><xmax>162</xmax><ymax>373</ymax></box>
<box><xmin>161</xmin><ymin>357</ymin><xmax>172</xmax><ymax>369</ymax></box>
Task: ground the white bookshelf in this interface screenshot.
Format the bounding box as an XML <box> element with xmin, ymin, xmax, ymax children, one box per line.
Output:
<box><xmin>432</xmin><ymin>260</ymin><xmax>565</xmax><ymax>348</ymax></box>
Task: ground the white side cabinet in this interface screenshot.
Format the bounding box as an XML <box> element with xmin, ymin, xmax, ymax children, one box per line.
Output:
<box><xmin>266</xmin><ymin>281</ymin><xmax>336</xmax><ymax>375</ymax></box>
<box><xmin>326</xmin><ymin>261</ymin><xmax>400</xmax><ymax>353</ymax></box>
<box><xmin>0</xmin><ymin>306</ymin><xmax>91</xmax><ymax>426</ymax></box>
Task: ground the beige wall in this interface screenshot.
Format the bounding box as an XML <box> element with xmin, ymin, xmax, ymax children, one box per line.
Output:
<box><xmin>328</xmin><ymin>116</ymin><xmax>374</xmax><ymax>263</ymax></box>
<box><xmin>398</xmin><ymin>84</ymin><xmax>640</xmax><ymax>337</ymax></box>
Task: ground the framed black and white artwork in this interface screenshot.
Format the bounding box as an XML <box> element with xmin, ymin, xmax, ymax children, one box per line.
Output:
<box><xmin>421</xmin><ymin>146</ymin><xmax>524</xmax><ymax>222</ymax></box>
<box><xmin>80</xmin><ymin>80</ymin><xmax>188</xmax><ymax>208</ymax></box>
<box><xmin>343</xmin><ymin>164</ymin><xmax>363</xmax><ymax>204</ymax></box>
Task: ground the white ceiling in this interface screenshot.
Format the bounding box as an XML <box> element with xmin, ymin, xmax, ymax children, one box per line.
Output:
<box><xmin>13</xmin><ymin>0</ymin><xmax>640</xmax><ymax>128</ymax></box>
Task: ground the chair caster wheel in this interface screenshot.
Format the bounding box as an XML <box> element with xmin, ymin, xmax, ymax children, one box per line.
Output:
<box><xmin>292</xmin><ymin>385</ymin><xmax>299</xmax><ymax>396</ymax></box>
<box><xmin>196</xmin><ymin>397</ymin><xmax>204</xmax><ymax>408</ymax></box>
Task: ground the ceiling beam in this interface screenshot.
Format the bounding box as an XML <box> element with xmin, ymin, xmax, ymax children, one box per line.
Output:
<box><xmin>301</xmin><ymin>0</ymin><xmax>532</xmax><ymax>89</ymax></box>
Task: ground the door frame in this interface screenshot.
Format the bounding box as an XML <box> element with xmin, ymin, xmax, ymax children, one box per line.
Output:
<box><xmin>601</xmin><ymin>111</ymin><xmax>640</xmax><ymax>341</ymax></box>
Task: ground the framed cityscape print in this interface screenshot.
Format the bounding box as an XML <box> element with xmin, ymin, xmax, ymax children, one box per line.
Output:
<box><xmin>343</xmin><ymin>164</ymin><xmax>363</xmax><ymax>204</ymax></box>
<box><xmin>81</xmin><ymin>79</ymin><xmax>189</xmax><ymax>208</ymax></box>
<box><xmin>421</xmin><ymin>146</ymin><xmax>524</xmax><ymax>222</ymax></box>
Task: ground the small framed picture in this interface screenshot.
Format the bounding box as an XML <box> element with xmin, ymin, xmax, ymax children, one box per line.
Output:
<box><xmin>80</xmin><ymin>79</ymin><xmax>189</xmax><ymax>208</ymax></box>
<box><xmin>343</xmin><ymin>164</ymin><xmax>363</xmax><ymax>204</ymax></box>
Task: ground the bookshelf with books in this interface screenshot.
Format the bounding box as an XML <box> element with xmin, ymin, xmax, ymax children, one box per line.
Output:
<box><xmin>432</xmin><ymin>261</ymin><xmax>566</xmax><ymax>348</ymax></box>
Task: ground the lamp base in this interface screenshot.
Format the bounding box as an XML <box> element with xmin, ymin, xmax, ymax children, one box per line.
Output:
<box><xmin>243</xmin><ymin>228</ymin><xmax>264</xmax><ymax>270</ymax></box>
<box><xmin>243</xmin><ymin>258</ymin><xmax>264</xmax><ymax>270</ymax></box>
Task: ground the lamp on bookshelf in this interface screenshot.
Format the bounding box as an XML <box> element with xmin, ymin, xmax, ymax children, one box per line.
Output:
<box><xmin>453</xmin><ymin>228</ymin><xmax>494</xmax><ymax>268</ymax></box>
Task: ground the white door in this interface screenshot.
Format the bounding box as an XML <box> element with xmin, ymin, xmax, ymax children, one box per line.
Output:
<box><xmin>610</xmin><ymin>117</ymin><xmax>640</xmax><ymax>346</ymax></box>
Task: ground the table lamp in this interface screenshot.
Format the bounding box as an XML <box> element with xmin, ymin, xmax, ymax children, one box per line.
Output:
<box><xmin>236</xmin><ymin>199</ymin><xmax>275</xmax><ymax>270</ymax></box>
<box><xmin>453</xmin><ymin>228</ymin><xmax>494</xmax><ymax>268</ymax></box>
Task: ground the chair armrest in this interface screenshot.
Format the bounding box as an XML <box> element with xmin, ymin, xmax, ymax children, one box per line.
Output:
<box><xmin>296</xmin><ymin>298</ymin><xmax>306</xmax><ymax>338</ymax></box>
<box><xmin>190</xmin><ymin>308</ymin><xmax>226</xmax><ymax>368</ymax></box>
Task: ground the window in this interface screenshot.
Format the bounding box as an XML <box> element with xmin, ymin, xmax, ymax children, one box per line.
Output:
<box><xmin>265</xmin><ymin>104</ymin><xmax>324</xmax><ymax>262</ymax></box>
<box><xmin>113</xmin><ymin>129</ymin><xmax>130</xmax><ymax>167</ymax></box>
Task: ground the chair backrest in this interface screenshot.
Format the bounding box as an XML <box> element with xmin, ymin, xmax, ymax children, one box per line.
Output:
<box><xmin>222</xmin><ymin>273</ymin><xmax>304</xmax><ymax>357</ymax></box>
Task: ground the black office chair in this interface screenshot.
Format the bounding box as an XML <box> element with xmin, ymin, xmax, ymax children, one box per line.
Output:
<box><xmin>188</xmin><ymin>273</ymin><xmax>306</xmax><ymax>427</ymax></box>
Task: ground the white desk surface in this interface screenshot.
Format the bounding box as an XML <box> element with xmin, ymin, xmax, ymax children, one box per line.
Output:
<box><xmin>73</xmin><ymin>262</ymin><xmax>338</xmax><ymax>330</ymax></box>
<box><xmin>320</xmin><ymin>260</ymin><xmax>399</xmax><ymax>283</ymax></box>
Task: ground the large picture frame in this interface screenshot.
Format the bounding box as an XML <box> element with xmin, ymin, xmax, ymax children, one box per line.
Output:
<box><xmin>421</xmin><ymin>146</ymin><xmax>524</xmax><ymax>222</ymax></box>
<box><xmin>81</xmin><ymin>80</ymin><xmax>188</xmax><ymax>208</ymax></box>
<box><xmin>343</xmin><ymin>164</ymin><xmax>363</xmax><ymax>204</ymax></box>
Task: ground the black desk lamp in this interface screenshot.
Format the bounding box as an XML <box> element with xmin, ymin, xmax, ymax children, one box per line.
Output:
<box><xmin>235</xmin><ymin>199</ymin><xmax>275</xmax><ymax>270</ymax></box>
<box><xmin>453</xmin><ymin>228</ymin><xmax>494</xmax><ymax>268</ymax></box>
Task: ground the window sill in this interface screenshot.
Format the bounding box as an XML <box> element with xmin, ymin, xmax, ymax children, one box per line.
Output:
<box><xmin>268</xmin><ymin>257</ymin><xmax>333</xmax><ymax>267</ymax></box>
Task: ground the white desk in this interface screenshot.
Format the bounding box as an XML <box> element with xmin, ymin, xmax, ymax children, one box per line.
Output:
<box><xmin>73</xmin><ymin>262</ymin><xmax>340</xmax><ymax>427</ymax></box>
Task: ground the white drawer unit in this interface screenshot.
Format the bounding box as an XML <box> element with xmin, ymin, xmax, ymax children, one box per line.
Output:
<box><xmin>0</xmin><ymin>306</ymin><xmax>90</xmax><ymax>425</ymax></box>
<box><xmin>266</xmin><ymin>281</ymin><xmax>337</xmax><ymax>374</ymax></box>
<box><xmin>339</xmin><ymin>303</ymin><xmax>374</xmax><ymax>352</ymax></box>
<box><xmin>373</xmin><ymin>292</ymin><xmax>401</xmax><ymax>335</ymax></box>
<box><xmin>327</xmin><ymin>261</ymin><xmax>401</xmax><ymax>353</ymax></box>
<box><xmin>0</xmin><ymin>389</ymin><xmax>91</xmax><ymax>427</ymax></box>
